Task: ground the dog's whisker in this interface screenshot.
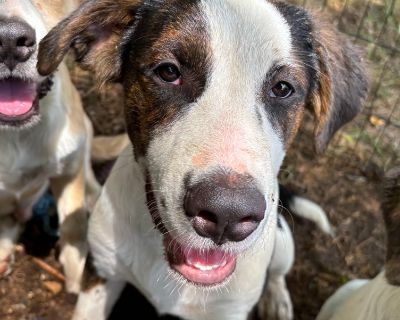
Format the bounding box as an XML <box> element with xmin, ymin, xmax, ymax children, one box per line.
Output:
<box><xmin>169</xmin><ymin>281</ymin><xmax>180</xmax><ymax>296</ymax></box>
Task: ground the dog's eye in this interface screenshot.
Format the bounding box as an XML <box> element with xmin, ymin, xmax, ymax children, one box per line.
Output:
<box><xmin>270</xmin><ymin>81</ymin><xmax>294</xmax><ymax>99</ymax></box>
<box><xmin>155</xmin><ymin>64</ymin><xmax>182</xmax><ymax>85</ymax></box>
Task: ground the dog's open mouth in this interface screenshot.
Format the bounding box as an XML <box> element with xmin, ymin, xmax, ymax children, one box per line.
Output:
<box><xmin>0</xmin><ymin>78</ymin><xmax>38</xmax><ymax>120</ymax></box>
<box><xmin>164</xmin><ymin>236</ymin><xmax>237</xmax><ymax>286</ymax></box>
<box><xmin>0</xmin><ymin>77</ymin><xmax>53</xmax><ymax>126</ymax></box>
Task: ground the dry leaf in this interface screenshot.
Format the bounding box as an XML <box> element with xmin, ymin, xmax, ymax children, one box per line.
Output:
<box><xmin>43</xmin><ymin>281</ymin><xmax>63</xmax><ymax>295</ymax></box>
<box><xmin>369</xmin><ymin>115</ymin><xmax>385</xmax><ymax>127</ymax></box>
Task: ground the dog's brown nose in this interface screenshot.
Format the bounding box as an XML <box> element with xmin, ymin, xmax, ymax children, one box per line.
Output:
<box><xmin>0</xmin><ymin>19</ymin><xmax>36</xmax><ymax>71</ymax></box>
<box><xmin>184</xmin><ymin>172</ymin><xmax>266</xmax><ymax>245</ymax></box>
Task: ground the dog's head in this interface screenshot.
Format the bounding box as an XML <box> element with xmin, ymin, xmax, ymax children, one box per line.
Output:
<box><xmin>38</xmin><ymin>0</ymin><xmax>368</xmax><ymax>287</ymax></box>
<box><xmin>0</xmin><ymin>0</ymin><xmax>78</xmax><ymax>129</ymax></box>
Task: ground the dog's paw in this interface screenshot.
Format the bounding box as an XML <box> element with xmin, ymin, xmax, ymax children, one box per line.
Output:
<box><xmin>259</xmin><ymin>278</ymin><xmax>293</xmax><ymax>320</ymax></box>
<box><xmin>0</xmin><ymin>254</ymin><xmax>14</xmax><ymax>278</ymax></box>
<box><xmin>265</xmin><ymin>289</ymin><xmax>293</xmax><ymax>320</ymax></box>
<box><xmin>59</xmin><ymin>242</ymin><xmax>87</xmax><ymax>294</ymax></box>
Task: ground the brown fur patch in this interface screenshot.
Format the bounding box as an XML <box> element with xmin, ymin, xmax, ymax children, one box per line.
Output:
<box><xmin>122</xmin><ymin>0</ymin><xmax>209</xmax><ymax>157</ymax></box>
<box><xmin>382</xmin><ymin>166</ymin><xmax>400</xmax><ymax>286</ymax></box>
<box><xmin>309</xmin><ymin>13</ymin><xmax>369</xmax><ymax>154</ymax></box>
<box><xmin>285</xmin><ymin>108</ymin><xmax>306</xmax><ymax>147</ymax></box>
<box><xmin>58</xmin><ymin>209</ymin><xmax>88</xmax><ymax>245</ymax></box>
<box><xmin>81</xmin><ymin>253</ymin><xmax>106</xmax><ymax>292</ymax></box>
<box><xmin>38</xmin><ymin>0</ymin><xmax>209</xmax><ymax>158</ymax></box>
<box><xmin>145</xmin><ymin>173</ymin><xmax>168</xmax><ymax>235</ymax></box>
<box><xmin>38</xmin><ymin>0</ymin><xmax>143</xmax><ymax>83</ymax></box>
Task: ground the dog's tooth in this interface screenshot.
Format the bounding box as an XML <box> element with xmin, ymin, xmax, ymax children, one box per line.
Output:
<box><xmin>194</xmin><ymin>263</ymin><xmax>215</xmax><ymax>271</ymax></box>
<box><xmin>185</xmin><ymin>248</ymin><xmax>229</xmax><ymax>271</ymax></box>
<box><xmin>191</xmin><ymin>259</ymin><xmax>228</xmax><ymax>271</ymax></box>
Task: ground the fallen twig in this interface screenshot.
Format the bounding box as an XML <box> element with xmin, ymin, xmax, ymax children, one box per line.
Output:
<box><xmin>32</xmin><ymin>257</ymin><xmax>65</xmax><ymax>282</ymax></box>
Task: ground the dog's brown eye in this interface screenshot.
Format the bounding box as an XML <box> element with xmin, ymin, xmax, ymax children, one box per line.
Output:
<box><xmin>270</xmin><ymin>82</ymin><xmax>294</xmax><ymax>99</ymax></box>
<box><xmin>155</xmin><ymin>64</ymin><xmax>182</xmax><ymax>84</ymax></box>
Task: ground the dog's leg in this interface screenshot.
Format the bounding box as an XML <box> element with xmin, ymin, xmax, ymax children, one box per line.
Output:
<box><xmin>50</xmin><ymin>162</ymin><xmax>88</xmax><ymax>294</ymax></box>
<box><xmin>72</xmin><ymin>253</ymin><xmax>125</xmax><ymax>320</ymax></box>
<box><xmin>85</xmin><ymin>161</ymin><xmax>101</xmax><ymax>209</ymax></box>
<box><xmin>73</xmin><ymin>280</ymin><xmax>125</xmax><ymax>320</ymax></box>
<box><xmin>83</xmin><ymin>116</ymin><xmax>101</xmax><ymax>209</ymax></box>
<box><xmin>259</xmin><ymin>215</ymin><xmax>294</xmax><ymax>320</ymax></box>
<box><xmin>0</xmin><ymin>216</ymin><xmax>20</xmax><ymax>277</ymax></box>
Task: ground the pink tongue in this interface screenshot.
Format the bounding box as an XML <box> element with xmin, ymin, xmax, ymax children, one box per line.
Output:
<box><xmin>0</xmin><ymin>79</ymin><xmax>36</xmax><ymax>116</ymax></box>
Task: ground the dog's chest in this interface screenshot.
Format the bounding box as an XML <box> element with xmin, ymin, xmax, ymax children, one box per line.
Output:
<box><xmin>0</xmin><ymin>142</ymin><xmax>57</xmax><ymax>213</ymax></box>
<box><xmin>0</xmin><ymin>124</ymin><xmax>83</xmax><ymax>213</ymax></box>
<box><xmin>124</xmin><ymin>234</ymin><xmax>267</xmax><ymax>320</ymax></box>
<box><xmin>93</xmin><ymin>211</ymin><xmax>270</xmax><ymax>320</ymax></box>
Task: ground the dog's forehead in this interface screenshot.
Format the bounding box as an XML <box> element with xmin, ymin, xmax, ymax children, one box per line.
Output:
<box><xmin>135</xmin><ymin>0</ymin><xmax>292</xmax><ymax>70</ymax></box>
<box><xmin>201</xmin><ymin>0</ymin><xmax>292</xmax><ymax>75</ymax></box>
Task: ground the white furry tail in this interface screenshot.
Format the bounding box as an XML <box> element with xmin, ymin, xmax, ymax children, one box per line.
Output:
<box><xmin>289</xmin><ymin>196</ymin><xmax>335</xmax><ymax>237</ymax></box>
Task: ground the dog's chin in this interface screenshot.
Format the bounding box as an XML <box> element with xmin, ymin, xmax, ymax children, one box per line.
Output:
<box><xmin>163</xmin><ymin>235</ymin><xmax>237</xmax><ymax>287</ymax></box>
<box><xmin>0</xmin><ymin>77</ymin><xmax>52</xmax><ymax>129</ymax></box>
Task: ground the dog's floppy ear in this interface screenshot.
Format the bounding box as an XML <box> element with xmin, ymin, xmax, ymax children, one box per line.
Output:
<box><xmin>38</xmin><ymin>0</ymin><xmax>141</xmax><ymax>85</ymax></box>
<box><xmin>309</xmin><ymin>15</ymin><xmax>369</xmax><ymax>154</ymax></box>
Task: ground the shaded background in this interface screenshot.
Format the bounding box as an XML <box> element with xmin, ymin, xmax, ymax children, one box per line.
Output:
<box><xmin>1</xmin><ymin>0</ymin><xmax>399</xmax><ymax>319</ymax></box>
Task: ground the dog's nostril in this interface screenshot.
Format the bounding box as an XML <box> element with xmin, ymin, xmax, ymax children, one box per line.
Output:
<box><xmin>198</xmin><ymin>210</ymin><xmax>218</xmax><ymax>224</ymax></box>
<box><xmin>239</xmin><ymin>216</ymin><xmax>255</xmax><ymax>224</ymax></box>
<box><xmin>16</xmin><ymin>37</ymin><xmax>35</xmax><ymax>47</ymax></box>
<box><xmin>16</xmin><ymin>37</ymin><xmax>26</xmax><ymax>47</ymax></box>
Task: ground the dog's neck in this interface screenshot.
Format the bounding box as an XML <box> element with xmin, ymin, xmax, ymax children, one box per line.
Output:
<box><xmin>383</xmin><ymin>166</ymin><xmax>400</xmax><ymax>286</ymax></box>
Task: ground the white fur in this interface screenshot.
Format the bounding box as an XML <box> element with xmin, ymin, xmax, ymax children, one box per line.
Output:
<box><xmin>317</xmin><ymin>279</ymin><xmax>369</xmax><ymax>320</ymax></box>
<box><xmin>317</xmin><ymin>273</ymin><xmax>400</xmax><ymax>320</ymax></box>
<box><xmin>0</xmin><ymin>217</ymin><xmax>20</xmax><ymax>263</ymax></box>
<box><xmin>262</xmin><ymin>216</ymin><xmax>295</xmax><ymax>320</ymax></box>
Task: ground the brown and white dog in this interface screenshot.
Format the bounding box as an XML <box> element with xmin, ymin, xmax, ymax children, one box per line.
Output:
<box><xmin>317</xmin><ymin>166</ymin><xmax>400</xmax><ymax>320</ymax></box>
<box><xmin>0</xmin><ymin>0</ymin><xmax>101</xmax><ymax>293</ymax></box>
<box><xmin>37</xmin><ymin>0</ymin><xmax>368</xmax><ymax>319</ymax></box>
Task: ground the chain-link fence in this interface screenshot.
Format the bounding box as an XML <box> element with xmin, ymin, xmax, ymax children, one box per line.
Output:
<box><xmin>290</xmin><ymin>0</ymin><xmax>399</xmax><ymax>171</ymax></box>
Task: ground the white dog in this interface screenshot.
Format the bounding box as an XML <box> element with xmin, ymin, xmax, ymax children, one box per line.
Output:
<box><xmin>38</xmin><ymin>0</ymin><xmax>368</xmax><ymax>318</ymax></box>
<box><xmin>0</xmin><ymin>0</ymin><xmax>102</xmax><ymax>293</ymax></box>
